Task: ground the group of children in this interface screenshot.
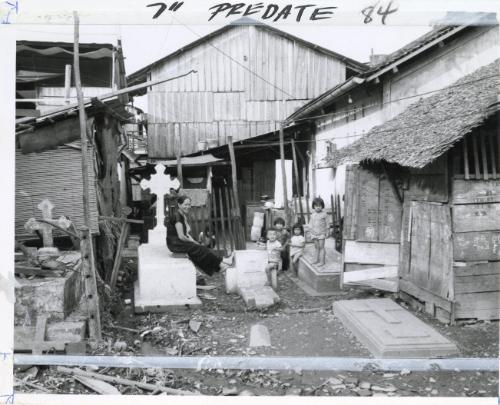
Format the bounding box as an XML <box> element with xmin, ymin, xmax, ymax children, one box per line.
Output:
<box><xmin>197</xmin><ymin>196</ymin><xmax>330</xmax><ymax>289</ymax></box>
<box><xmin>259</xmin><ymin>197</ymin><xmax>329</xmax><ymax>289</ymax></box>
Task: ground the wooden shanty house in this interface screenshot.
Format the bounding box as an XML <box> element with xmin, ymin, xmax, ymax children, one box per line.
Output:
<box><xmin>329</xmin><ymin>59</ymin><xmax>500</xmax><ymax>323</ymax></box>
<box><xmin>126</xmin><ymin>18</ymin><xmax>366</xmax><ymax>159</ymax></box>
<box><xmin>16</xmin><ymin>40</ymin><xmax>127</xmax><ymax>117</ymax></box>
<box><xmin>286</xmin><ymin>16</ymin><xmax>499</xmax><ymax>211</ymax></box>
<box><xmin>15</xmin><ymin>40</ymin><xmax>132</xmax><ymax>276</ymax></box>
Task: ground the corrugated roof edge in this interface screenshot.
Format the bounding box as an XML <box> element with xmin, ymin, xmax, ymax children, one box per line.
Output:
<box><xmin>126</xmin><ymin>17</ymin><xmax>367</xmax><ymax>86</ymax></box>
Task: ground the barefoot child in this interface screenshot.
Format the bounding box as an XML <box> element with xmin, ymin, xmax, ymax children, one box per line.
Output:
<box><xmin>290</xmin><ymin>223</ymin><xmax>306</xmax><ymax>271</ymax></box>
<box><xmin>273</xmin><ymin>217</ymin><xmax>290</xmax><ymax>271</ymax></box>
<box><xmin>264</xmin><ymin>228</ymin><xmax>281</xmax><ymax>290</ymax></box>
<box><xmin>310</xmin><ymin>197</ymin><xmax>327</xmax><ymax>266</ymax></box>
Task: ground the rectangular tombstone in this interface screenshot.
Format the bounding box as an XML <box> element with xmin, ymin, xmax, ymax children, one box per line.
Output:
<box><xmin>134</xmin><ymin>244</ymin><xmax>201</xmax><ymax>312</ymax></box>
<box><xmin>333</xmin><ymin>298</ymin><xmax>459</xmax><ymax>358</ymax></box>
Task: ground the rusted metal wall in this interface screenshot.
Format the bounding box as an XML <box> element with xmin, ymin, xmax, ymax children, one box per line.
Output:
<box><xmin>15</xmin><ymin>146</ymin><xmax>99</xmax><ymax>240</ymax></box>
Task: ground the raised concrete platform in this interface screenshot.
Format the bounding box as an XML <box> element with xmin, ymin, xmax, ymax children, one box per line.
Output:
<box><xmin>134</xmin><ymin>244</ymin><xmax>201</xmax><ymax>313</ymax></box>
<box><xmin>15</xmin><ymin>268</ymin><xmax>82</xmax><ymax>324</ymax></box>
<box><xmin>333</xmin><ymin>298</ymin><xmax>459</xmax><ymax>358</ymax></box>
<box><xmin>296</xmin><ymin>239</ymin><xmax>342</xmax><ymax>294</ymax></box>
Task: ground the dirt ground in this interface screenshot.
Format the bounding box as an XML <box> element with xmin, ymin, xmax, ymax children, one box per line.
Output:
<box><xmin>14</xmin><ymin>255</ymin><xmax>499</xmax><ymax>397</ymax></box>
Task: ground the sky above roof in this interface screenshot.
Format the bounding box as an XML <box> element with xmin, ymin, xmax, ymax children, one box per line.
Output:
<box><xmin>14</xmin><ymin>22</ymin><xmax>431</xmax><ymax>111</ymax></box>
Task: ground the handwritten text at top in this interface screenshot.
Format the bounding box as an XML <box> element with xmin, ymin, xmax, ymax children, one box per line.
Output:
<box><xmin>361</xmin><ymin>1</ymin><xmax>398</xmax><ymax>25</ymax></box>
<box><xmin>0</xmin><ymin>0</ymin><xmax>18</xmax><ymax>24</ymax></box>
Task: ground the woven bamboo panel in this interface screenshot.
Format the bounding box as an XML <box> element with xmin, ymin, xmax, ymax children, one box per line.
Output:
<box><xmin>15</xmin><ymin>146</ymin><xmax>99</xmax><ymax>240</ymax></box>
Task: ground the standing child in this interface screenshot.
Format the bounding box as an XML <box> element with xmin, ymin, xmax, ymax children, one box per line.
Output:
<box><xmin>264</xmin><ymin>228</ymin><xmax>282</xmax><ymax>290</ymax></box>
<box><xmin>273</xmin><ymin>217</ymin><xmax>290</xmax><ymax>271</ymax></box>
<box><xmin>310</xmin><ymin>197</ymin><xmax>328</xmax><ymax>266</ymax></box>
<box><xmin>290</xmin><ymin>223</ymin><xmax>306</xmax><ymax>272</ymax></box>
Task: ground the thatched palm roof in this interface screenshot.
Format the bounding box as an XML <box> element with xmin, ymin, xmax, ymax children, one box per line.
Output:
<box><xmin>326</xmin><ymin>59</ymin><xmax>500</xmax><ymax>169</ymax></box>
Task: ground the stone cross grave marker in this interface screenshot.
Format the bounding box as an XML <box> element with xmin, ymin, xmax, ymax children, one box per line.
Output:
<box><xmin>24</xmin><ymin>199</ymin><xmax>70</xmax><ymax>256</ymax></box>
<box><xmin>140</xmin><ymin>164</ymin><xmax>180</xmax><ymax>245</ymax></box>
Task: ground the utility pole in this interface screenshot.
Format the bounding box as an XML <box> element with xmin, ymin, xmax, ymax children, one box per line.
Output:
<box><xmin>74</xmin><ymin>10</ymin><xmax>102</xmax><ymax>342</ymax></box>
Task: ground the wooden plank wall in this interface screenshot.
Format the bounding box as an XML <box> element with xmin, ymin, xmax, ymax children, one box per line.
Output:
<box><xmin>343</xmin><ymin>165</ymin><xmax>402</xmax><ymax>243</ymax></box>
<box><xmin>451</xmin><ymin>178</ymin><xmax>500</xmax><ymax>320</ymax></box>
<box><xmin>36</xmin><ymin>87</ymin><xmax>111</xmax><ymax>114</ymax></box>
<box><xmin>15</xmin><ymin>146</ymin><xmax>99</xmax><ymax>240</ymax></box>
<box><xmin>341</xmin><ymin>165</ymin><xmax>402</xmax><ymax>291</ymax></box>
<box><xmin>147</xmin><ymin>25</ymin><xmax>346</xmax><ymax>158</ymax></box>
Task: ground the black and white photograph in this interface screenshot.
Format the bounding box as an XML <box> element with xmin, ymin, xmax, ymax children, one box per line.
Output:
<box><xmin>1</xmin><ymin>0</ymin><xmax>499</xmax><ymax>402</ymax></box>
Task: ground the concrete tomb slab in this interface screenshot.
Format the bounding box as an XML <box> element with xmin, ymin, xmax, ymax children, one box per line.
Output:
<box><xmin>225</xmin><ymin>250</ymin><xmax>269</xmax><ymax>294</ymax></box>
<box><xmin>333</xmin><ymin>298</ymin><xmax>459</xmax><ymax>358</ymax></box>
<box><xmin>134</xmin><ymin>245</ymin><xmax>201</xmax><ymax>312</ymax></box>
<box><xmin>15</xmin><ymin>268</ymin><xmax>82</xmax><ymax>324</ymax></box>
<box><xmin>135</xmin><ymin>164</ymin><xmax>200</xmax><ymax>312</ymax></box>
<box><xmin>225</xmin><ymin>250</ymin><xmax>279</xmax><ymax>309</ymax></box>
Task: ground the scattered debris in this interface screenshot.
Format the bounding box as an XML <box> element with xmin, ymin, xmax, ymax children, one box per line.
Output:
<box><xmin>74</xmin><ymin>375</ymin><xmax>122</xmax><ymax>395</ymax></box>
<box><xmin>189</xmin><ymin>320</ymin><xmax>202</xmax><ymax>333</ymax></box>
<box><xmin>57</xmin><ymin>366</ymin><xmax>200</xmax><ymax>395</ymax></box>
<box><xmin>113</xmin><ymin>341</ymin><xmax>127</xmax><ymax>351</ymax></box>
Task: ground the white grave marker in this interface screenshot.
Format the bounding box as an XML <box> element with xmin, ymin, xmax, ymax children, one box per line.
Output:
<box><xmin>24</xmin><ymin>199</ymin><xmax>71</xmax><ymax>256</ymax></box>
<box><xmin>135</xmin><ymin>164</ymin><xmax>201</xmax><ymax>311</ymax></box>
<box><xmin>140</xmin><ymin>163</ymin><xmax>180</xmax><ymax>245</ymax></box>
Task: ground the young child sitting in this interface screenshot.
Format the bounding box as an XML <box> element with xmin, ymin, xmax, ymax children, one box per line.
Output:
<box><xmin>198</xmin><ymin>227</ymin><xmax>216</xmax><ymax>248</ymax></box>
<box><xmin>264</xmin><ymin>228</ymin><xmax>282</xmax><ymax>290</ymax></box>
<box><xmin>289</xmin><ymin>223</ymin><xmax>306</xmax><ymax>271</ymax></box>
<box><xmin>310</xmin><ymin>197</ymin><xmax>328</xmax><ymax>266</ymax></box>
<box><xmin>273</xmin><ymin>217</ymin><xmax>290</xmax><ymax>271</ymax></box>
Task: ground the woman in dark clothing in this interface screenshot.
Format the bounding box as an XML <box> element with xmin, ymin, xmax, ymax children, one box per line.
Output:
<box><xmin>167</xmin><ymin>195</ymin><xmax>232</xmax><ymax>276</ymax></box>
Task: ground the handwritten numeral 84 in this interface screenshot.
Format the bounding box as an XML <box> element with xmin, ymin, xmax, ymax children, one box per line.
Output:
<box><xmin>362</xmin><ymin>1</ymin><xmax>398</xmax><ymax>25</ymax></box>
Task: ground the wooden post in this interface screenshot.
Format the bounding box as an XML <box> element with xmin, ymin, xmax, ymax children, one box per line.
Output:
<box><xmin>218</xmin><ymin>188</ymin><xmax>227</xmax><ymax>254</ymax></box>
<box><xmin>227</xmin><ymin>135</ymin><xmax>241</xmax><ymax>214</ymax></box>
<box><xmin>109</xmin><ymin>222</ymin><xmax>129</xmax><ymax>289</ymax></box>
<box><xmin>176</xmin><ymin>134</ymin><xmax>183</xmax><ymax>188</ymax></box>
<box><xmin>223</xmin><ymin>187</ymin><xmax>235</xmax><ymax>252</ymax></box>
<box><xmin>211</xmin><ymin>189</ymin><xmax>220</xmax><ymax>251</ymax></box>
<box><xmin>74</xmin><ymin>11</ymin><xmax>102</xmax><ymax>341</ymax></box>
<box><xmin>80</xmin><ymin>227</ymin><xmax>102</xmax><ymax>341</ymax></box>
<box><xmin>291</xmin><ymin>139</ymin><xmax>304</xmax><ymax>224</ymax></box>
<box><xmin>64</xmin><ymin>64</ymin><xmax>72</xmax><ymax>105</ymax></box>
<box><xmin>228</xmin><ymin>135</ymin><xmax>246</xmax><ymax>248</ymax></box>
<box><xmin>279</xmin><ymin>121</ymin><xmax>291</xmax><ymax>225</ymax></box>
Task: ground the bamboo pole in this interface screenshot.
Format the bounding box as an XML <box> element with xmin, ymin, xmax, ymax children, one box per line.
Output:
<box><xmin>74</xmin><ymin>11</ymin><xmax>102</xmax><ymax>341</ymax></box>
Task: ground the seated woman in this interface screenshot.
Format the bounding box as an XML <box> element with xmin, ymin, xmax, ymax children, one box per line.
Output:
<box><xmin>166</xmin><ymin>195</ymin><xmax>232</xmax><ymax>276</ymax></box>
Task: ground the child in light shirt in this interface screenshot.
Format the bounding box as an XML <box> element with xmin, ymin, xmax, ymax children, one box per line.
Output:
<box><xmin>264</xmin><ymin>228</ymin><xmax>281</xmax><ymax>290</ymax></box>
<box><xmin>290</xmin><ymin>223</ymin><xmax>306</xmax><ymax>267</ymax></box>
<box><xmin>310</xmin><ymin>197</ymin><xmax>328</xmax><ymax>266</ymax></box>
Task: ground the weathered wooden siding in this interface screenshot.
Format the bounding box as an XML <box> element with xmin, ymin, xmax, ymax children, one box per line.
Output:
<box><xmin>36</xmin><ymin>87</ymin><xmax>110</xmax><ymax>114</ymax></box>
<box><xmin>15</xmin><ymin>146</ymin><xmax>99</xmax><ymax>240</ymax></box>
<box><xmin>147</xmin><ymin>25</ymin><xmax>346</xmax><ymax>157</ymax></box>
